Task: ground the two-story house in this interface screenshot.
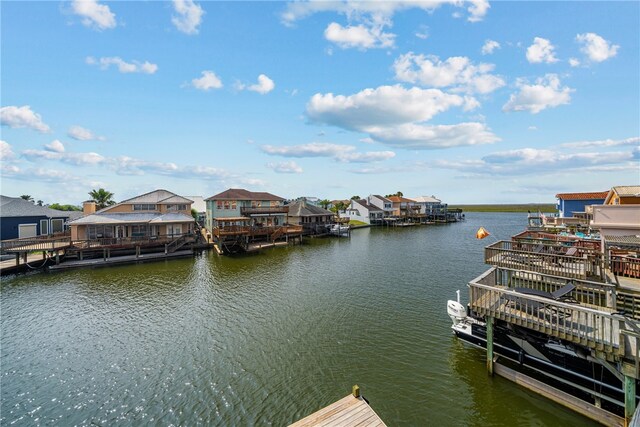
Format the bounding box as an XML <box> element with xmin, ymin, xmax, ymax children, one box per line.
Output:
<box><xmin>347</xmin><ymin>199</ymin><xmax>384</xmax><ymax>225</ymax></box>
<box><xmin>69</xmin><ymin>189</ymin><xmax>195</xmax><ymax>241</ymax></box>
<box><xmin>367</xmin><ymin>195</ymin><xmax>394</xmax><ymax>218</ymax></box>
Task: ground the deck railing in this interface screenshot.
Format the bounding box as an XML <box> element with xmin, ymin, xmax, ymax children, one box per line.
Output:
<box><xmin>213</xmin><ymin>225</ymin><xmax>303</xmax><ymax>239</ymax></box>
<box><xmin>240</xmin><ymin>206</ymin><xmax>289</xmax><ymax>215</ymax></box>
<box><xmin>1</xmin><ymin>235</ymin><xmax>72</xmax><ymax>252</ymax></box>
<box><xmin>70</xmin><ymin>233</ymin><xmax>194</xmax><ymax>250</ymax></box>
<box><xmin>611</xmin><ymin>255</ymin><xmax>640</xmax><ymax>279</ymax></box>
<box><xmin>485</xmin><ymin>240</ymin><xmax>605</xmax><ymax>281</ymax></box>
<box><xmin>468</xmin><ymin>280</ymin><xmax>625</xmax><ymax>357</ymax></box>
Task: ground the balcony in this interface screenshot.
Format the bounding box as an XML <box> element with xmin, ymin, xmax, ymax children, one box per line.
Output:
<box><xmin>240</xmin><ymin>206</ymin><xmax>289</xmax><ymax>215</ymax></box>
<box><xmin>484</xmin><ymin>240</ymin><xmax>605</xmax><ymax>281</ymax></box>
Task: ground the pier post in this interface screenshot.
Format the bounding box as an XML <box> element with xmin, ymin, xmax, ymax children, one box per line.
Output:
<box><xmin>55</xmin><ymin>251</ymin><xmax>59</xmax><ymax>265</ymax></box>
<box><xmin>352</xmin><ymin>384</ymin><xmax>360</xmax><ymax>398</ymax></box>
<box><xmin>625</xmin><ymin>375</ymin><xmax>636</xmax><ymax>424</ymax></box>
<box><xmin>487</xmin><ymin>316</ymin><xmax>494</xmax><ymax>376</ymax></box>
<box><xmin>103</xmin><ymin>248</ymin><xmax>107</xmax><ymax>261</ymax></box>
<box><xmin>15</xmin><ymin>253</ymin><xmax>19</xmax><ymax>266</ymax></box>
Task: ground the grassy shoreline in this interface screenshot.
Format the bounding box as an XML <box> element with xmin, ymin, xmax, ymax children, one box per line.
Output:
<box><xmin>449</xmin><ymin>204</ymin><xmax>556</xmax><ymax>213</ymax></box>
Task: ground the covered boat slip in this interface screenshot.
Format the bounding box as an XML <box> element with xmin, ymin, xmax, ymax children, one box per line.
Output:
<box><xmin>289</xmin><ymin>392</ymin><xmax>386</xmax><ymax>427</ymax></box>
<box><xmin>468</xmin><ymin>268</ymin><xmax>632</xmax><ymax>357</ymax></box>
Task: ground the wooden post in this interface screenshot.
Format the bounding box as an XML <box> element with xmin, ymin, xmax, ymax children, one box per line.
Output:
<box><xmin>79</xmin><ymin>251</ymin><xmax>83</xmax><ymax>261</ymax></box>
<box><xmin>103</xmin><ymin>248</ymin><xmax>106</xmax><ymax>261</ymax></box>
<box><xmin>625</xmin><ymin>375</ymin><xmax>636</xmax><ymax>425</ymax></box>
<box><xmin>487</xmin><ymin>316</ymin><xmax>494</xmax><ymax>376</ymax></box>
<box><xmin>55</xmin><ymin>251</ymin><xmax>60</xmax><ymax>265</ymax></box>
<box><xmin>352</xmin><ymin>384</ymin><xmax>360</xmax><ymax>398</ymax></box>
<box><xmin>136</xmin><ymin>246</ymin><xmax>140</xmax><ymax>259</ymax></box>
<box><xmin>15</xmin><ymin>253</ymin><xmax>20</xmax><ymax>266</ymax></box>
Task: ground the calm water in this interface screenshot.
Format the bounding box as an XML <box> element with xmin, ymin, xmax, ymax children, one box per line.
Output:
<box><xmin>1</xmin><ymin>213</ymin><xmax>597</xmax><ymax>426</ymax></box>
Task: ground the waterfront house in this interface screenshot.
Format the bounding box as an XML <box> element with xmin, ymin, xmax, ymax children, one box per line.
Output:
<box><xmin>0</xmin><ymin>195</ymin><xmax>81</xmax><ymax>240</ymax></box>
<box><xmin>604</xmin><ymin>186</ymin><xmax>640</xmax><ymax>205</ymax></box>
<box><xmin>69</xmin><ymin>189</ymin><xmax>195</xmax><ymax>241</ymax></box>
<box><xmin>205</xmin><ymin>188</ymin><xmax>303</xmax><ymax>252</ymax></box>
<box><xmin>387</xmin><ymin>195</ymin><xmax>420</xmax><ymax>219</ymax></box>
<box><xmin>287</xmin><ymin>200</ymin><xmax>334</xmax><ymax>234</ymax></box>
<box><xmin>555</xmin><ymin>191</ymin><xmax>608</xmax><ymax>218</ymax></box>
<box><xmin>367</xmin><ymin>195</ymin><xmax>394</xmax><ymax>218</ymax></box>
<box><xmin>409</xmin><ymin>195</ymin><xmax>446</xmax><ymax>216</ymax></box>
<box><xmin>348</xmin><ymin>199</ymin><xmax>384</xmax><ymax>225</ymax></box>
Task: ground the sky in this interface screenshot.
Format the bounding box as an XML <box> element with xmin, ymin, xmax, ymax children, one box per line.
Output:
<box><xmin>1</xmin><ymin>0</ymin><xmax>639</xmax><ymax>205</ymax></box>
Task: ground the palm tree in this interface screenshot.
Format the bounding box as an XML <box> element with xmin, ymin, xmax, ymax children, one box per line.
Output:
<box><xmin>88</xmin><ymin>188</ymin><xmax>116</xmax><ymax>210</ymax></box>
<box><xmin>319</xmin><ymin>199</ymin><xmax>331</xmax><ymax>210</ymax></box>
<box><xmin>20</xmin><ymin>195</ymin><xmax>34</xmax><ymax>203</ymax></box>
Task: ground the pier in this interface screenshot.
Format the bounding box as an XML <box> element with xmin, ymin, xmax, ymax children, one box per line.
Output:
<box><xmin>290</xmin><ymin>386</ymin><xmax>386</xmax><ymax>427</ymax></box>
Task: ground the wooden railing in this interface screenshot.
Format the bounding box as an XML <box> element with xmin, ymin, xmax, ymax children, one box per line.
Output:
<box><xmin>469</xmin><ymin>281</ymin><xmax>624</xmax><ymax>357</ymax></box>
<box><xmin>213</xmin><ymin>225</ymin><xmax>303</xmax><ymax>239</ymax></box>
<box><xmin>70</xmin><ymin>233</ymin><xmax>194</xmax><ymax>250</ymax></box>
<box><xmin>485</xmin><ymin>240</ymin><xmax>605</xmax><ymax>281</ymax></box>
<box><xmin>240</xmin><ymin>206</ymin><xmax>289</xmax><ymax>215</ymax></box>
<box><xmin>611</xmin><ymin>255</ymin><xmax>640</xmax><ymax>279</ymax></box>
<box><xmin>1</xmin><ymin>235</ymin><xmax>72</xmax><ymax>252</ymax></box>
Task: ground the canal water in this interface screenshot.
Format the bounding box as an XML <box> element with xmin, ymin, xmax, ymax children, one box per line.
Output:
<box><xmin>1</xmin><ymin>213</ymin><xmax>597</xmax><ymax>426</ymax></box>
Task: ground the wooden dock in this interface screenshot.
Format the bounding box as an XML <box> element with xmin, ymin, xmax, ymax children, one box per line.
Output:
<box><xmin>48</xmin><ymin>249</ymin><xmax>193</xmax><ymax>271</ymax></box>
<box><xmin>290</xmin><ymin>389</ymin><xmax>386</xmax><ymax>427</ymax></box>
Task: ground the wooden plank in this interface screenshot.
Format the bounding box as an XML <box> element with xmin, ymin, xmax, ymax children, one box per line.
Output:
<box><xmin>290</xmin><ymin>395</ymin><xmax>386</xmax><ymax>427</ymax></box>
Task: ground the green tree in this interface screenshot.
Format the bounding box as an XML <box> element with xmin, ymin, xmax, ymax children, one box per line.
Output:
<box><xmin>191</xmin><ymin>208</ymin><xmax>199</xmax><ymax>220</ymax></box>
<box><xmin>350</xmin><ymin>195</ymin><xmax>360</xmax><ymax>200</ymax></box>
<box><xmin>36</xmin><ymin>200</ymin><xmax>43</xmax><ymax>206</ymax></box>
<box><xmin>20</xmin><ymin>195</ymin><xmax>34</xmax><ymax>203</ymax></box>
<box><xmin>49</xmin><ymin>203</ymin><xmax>82</xmax><ymax>211</ymax></box>
<box><xmin>88</xmin><ymin>188</ymin><xmax>116</xmax><ymax>210</ymax></box>
<box><xmin>319</xmin><ymin>199</ymin><xmax>331</xmax><ymax>210</ymax></box>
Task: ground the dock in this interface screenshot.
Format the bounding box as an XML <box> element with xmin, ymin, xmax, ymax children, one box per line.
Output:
<box><xmin>48</xmin><ymin>249</ymin><xmax>194</xmax><ymax>271</ymax></box>
<box><xmin>290</xmin><ymin>387</ymin><xmax>386</xmax><ymax>427</ymax></box>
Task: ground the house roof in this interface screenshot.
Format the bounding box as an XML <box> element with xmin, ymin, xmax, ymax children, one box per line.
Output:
<box><xmin>69</xmin><ymin>212</ymin><xmax>194</xmax><ymax>225</ymax></box>
<box><xmin>370</xmin><ymin>195</ymin><xmax>392</xmax><ymax>203</ymax></box>
<box><xmin>612</xmin><ymin>186</ymin><xmax>640</xmax><ymax>197</ymax></box>
<box><xmin>287</xmin><ymin>200</ymin><xmax>333</xmax><ymax>217</ymax></box>
<box><xmin>0</xmin><ymin>195</ymin><xmax>78</xmax><ymax>218</ymax></box>
<box><xmin>555</xmin><ymin>191</ymin><xmax>608</xmax><ymax>200</ymax></box>
<box><xmin>206</xmin><ymin>188</ymin><xmax>284</xmax><ymax>202</ymax></box>
<box><xmin>353</xmin><ymin>199</ymin><xmax>382</xmax><ymax>212</ymax></box>
<box><xmin>410</xmin><ymin>195</ymin><xmax>441</xmax><ymax>203</ymax></box>
<box><xmin>119</xmin><ymin>189</ymin><xmax>193</xmax><ymax>205</ymax></box>
<box><xmin>387</xmin><ymin>196</ymin><xmax>415</xmax><ymax>203</ymax></box>
<box><xmin>186</xmin><ymin>196</ymin><xmax>206</xmax><ymax>213</ymax></box>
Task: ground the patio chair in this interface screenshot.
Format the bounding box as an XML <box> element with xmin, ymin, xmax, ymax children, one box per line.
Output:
<box><xmin>513</xmin><ymin>282</ymin><xmax>576</xmax><ymax>302</ymax></box>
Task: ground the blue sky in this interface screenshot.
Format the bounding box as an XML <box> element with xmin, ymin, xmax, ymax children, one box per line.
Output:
<box><xmin>1</xmin><ymin>1</ymin><xmax>638</xmax><ymax>205</ymax></box>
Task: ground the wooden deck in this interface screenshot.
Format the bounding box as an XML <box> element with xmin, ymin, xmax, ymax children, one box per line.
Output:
<box><xmin>48</xmin><ymin>249</ymin><xmax>193</xmax><ymax>271</ymax></box>
<box><xmin>290</xmin><ymin>394</ymin><xmax>386</xmax><ymax>427</ymax></box>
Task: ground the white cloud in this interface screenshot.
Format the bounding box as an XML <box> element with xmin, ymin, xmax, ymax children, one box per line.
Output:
<box><xmin>324</xmin><ymin>22</ymin><xmax>395</xmax><ymax>49</ymax></box>
<box><xmin>45</xmin><ymin>140</ymin><xmax>65</xmax><ymax>153</ymax></box>
<box><xmin>435</xmin><ymin>147</ymin><xmax>637</xmax><ymax>176</ymax></box>
<box><xmin>1</xmin><ymin>165</ymin><xmax>80</xmax><ymax>183</ymax></box>
<box><xmin>247</xmin><ymin>74</ymin><xmax>275</xmax><ymax>94</ymax></box>
<box><xmin>172</xmin><ymin>0</ymin><xmax>204</xmax><ymax>35</ymax></box>
<box><xmin>261</xmin><ymin>142</ymin><xmax>395</xmax><ymax>163</ymax></box>
<box><xmin>0</xmin><ymin>140</ymin><xmax>15</xmax><ymax>160</ymax></box>
<box><xmin>503</xmin><ymin>74</ymin><xmax>573</xmax><ymax>114</ymax></box>
<box><xmin>528</xmin><ymin>126</ymin><xmax>538</xmax><ymax>131</ymax></box>
<box><xmin>481</xmin><ymin>39</ymin><xmax>500</xmax><ymax>55</ymax></box>
<box><xmin>68</xmin><ymin>125</ymin><xmax>105</xmax><ymax>141</ymax></box>
<box><xmin>0</xmin><ymin>105</ymin><xmax>51</xmax><ymax>133</ymax></box>
<box><xmin>393</xmin><ymin>53</ymin><xmax>505</xmax><ymax>94</ymax></box>
<box><xmin>568</xmin><ymin>58</ymin><xmax>581</xmax><ymax>67</ymax></box>
<box><xmin>560</xmin><ymin>136</ymin><xmax>639</xmax><ymax>149</ymax></box>
<box><xmin>86</xmin><ymin>56</ymin><xmax>158</xmax><ymax>74</ymax></box>
<box><xmin>266</xmin><ymin>161</ymin><xmax>304</xmax><ymax>174</ymax></box>
<box><xmin>191</xmin><ymin>70</ymin><xmax>223</xmax><ymax>91</ymax></box>
<box><xmin>526</xmin><ymin>37</ymin><xmax>558</xmax><ymax>63</ymax></box>
<box><xmin>71</xmin><ymin>0</ymin><xmax>116</xmax><ymax>30</ymax></box>
<box><xmin>366</xmin><ymin>122</ymin><xmax>500</xmax><ymax>149</ymax></box>
<box><xmin>307</xmin><ymin>85</ymin><xmax>466</xmax><ymax>130</ymax></box>
<box><xmin>22</xmin><ymin>148</ymin><xmax>106</xmax><ymax>166</ymax></box>
<box><xmin>281</xmin><ymin>1</ymin><xmax>489</xmax><ymax>26</ymax></box>
<box><xmin>576</xmin><ymin>32</ymin><xmax>619</xmax><ymax>62</ymax></box>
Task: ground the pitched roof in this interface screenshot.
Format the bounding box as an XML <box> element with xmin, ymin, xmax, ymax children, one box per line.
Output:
<box><xmin>370</xmin><ymin>194</ymin><xmax>392</xmax><ymax>203</ymax></box>
<box><xmin>206</xmin><ymin>188</ymin><xmax>284</xmax><ymax>201</ymax></box>
<box><xmin>410</xmin><ymin>195</ymin><xmax>441</xmax><ymax>203</ymax></box>
<box><xmin>353</xmin><ymin>199</ymin><xmax>382</xmax><ymax>212</ymax></box>
<box><xmin>0</xmin><ymin>195</ymin><xmax>77</xmax><ymax>218</ymax></box>
<box><xmin>387</xmin><ymin>196</ymin><xmax>414</xmax><ymax>203</ymax></box>
<box><xmin>612</xmin><ymin>186</ymin><xmax>640</xmax><ymax>197</ymax></box>
<box><xmin>119</xmin><ymin>189</ymin><xmax>193</xmax><ymax>205</ymax></box>
<box><xmin>555</xmin><ymin>191</ymin><xmax>608</xmax><ymax>200</ymax></box>
<box><xmin>69</xmin><ymin>212</ymin><xmax>193</xmax><ymax>225</ymax></box>
<box><xmin>287</xmin><ymin>200</ymin><xmax>333</xmax><ymax>217</ymax></box>
<box><xmin>186</xmin><ymin>196</ymin><xmax>206</xmax><ymax>212</ymax></box>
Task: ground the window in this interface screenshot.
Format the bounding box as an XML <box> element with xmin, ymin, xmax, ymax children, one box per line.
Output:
<box><xmin>51</xmin><ymin>219</ymin><xmax>64</xmax><ymax>233</ymax></box>
<box><xmin>133</xmin><ymin>204</ymin><xmax>157</xmax><ymax>211</ymax></box>
<box><xmin>217</xmin><ymin>201</ymin><xmax>223</xmax><ymax>210</ymax></box>
<box><xmin>40</xmin><ymin>219</ymin><xmax>49</xmax><ymax>235</ymax></box>
<box><xmin>224</xmin><ymin>201</ymin><xmax>231</xmax><ymax>210</ymax></box>
<box><xmin>167</xmin><ymin>204</ymin><xmax>187</xmax><ymax>211</ymax></box>
<box><xmin>231</xmin><ymin>201</ymin><xmax>237</xmax><ymax>209</ymax></box>
<box><xmin>131</xmin><ymin>225</ymin><xmax>149</xmax><ymax>237</ymax></box>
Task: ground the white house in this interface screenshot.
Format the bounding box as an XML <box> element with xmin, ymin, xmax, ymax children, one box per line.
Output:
<box><xmin>410</xmin><ymin>195</ymin><xmax>444</xmax><ymax>215</ymax></box>
<box><xmin>347</xmin><ymin>199</ymin><xmax>384</xmax><ymax>225</ymax></box>
<box><xmin>367</xmin><ymin>195</ymin><xmax>394</xmax><ymax>217</ymax></box>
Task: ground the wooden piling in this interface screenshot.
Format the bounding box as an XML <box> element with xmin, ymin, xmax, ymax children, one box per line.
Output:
<box><xmin>625</xmin><ymin>375</ymin><xmax>636</xmax><ymax>425</ymax></box>
<box><xmin>487</xmin><ymin>316</ymin><xmax>494</xmax><ymax>376</ymax></box>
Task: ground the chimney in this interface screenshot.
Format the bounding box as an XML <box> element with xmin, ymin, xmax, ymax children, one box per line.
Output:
<box><xmin>83</xmin><ymin>201</ymin><xmax>96</xmax><ymax>215</ymax></box>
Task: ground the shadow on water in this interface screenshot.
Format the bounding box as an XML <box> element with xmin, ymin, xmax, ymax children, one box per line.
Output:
<box><xmin>0</xmin><ymin>213</ymin><xmax>599</xmax><ymax>426</ymax></box>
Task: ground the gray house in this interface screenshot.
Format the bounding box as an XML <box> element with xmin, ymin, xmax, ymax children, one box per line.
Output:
<box><xmin>0</xmin><ymin>196</ymin><xmax>81</xmax><ymax>240</ymax></box>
